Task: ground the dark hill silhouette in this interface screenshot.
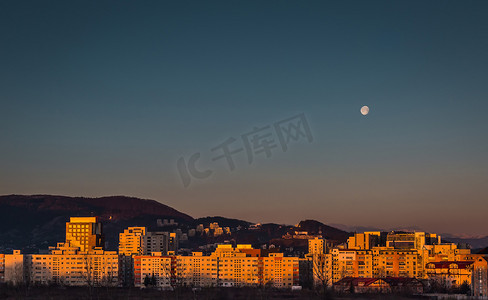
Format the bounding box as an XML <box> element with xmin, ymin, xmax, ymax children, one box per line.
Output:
<box><xmin>0</xmin><ymin>194</ymin><xmax>352</xmax><ymax>253</ymax></box>
<box><xmin>195</xmin><ymin>216</ymin><xmax>251</xmax><ymax>228</ymax></box>
<box><xmin>297</xmin><ymin>219</ymin><xmax>351</xmax><ymax>242</ymax></box>
<box><xmin>0</xmin><ymin>194</ymin><xmax>192</xmax><ymax>221</ymax></box>
<box><xmin>0</xmin><ymin>195</ymin><xmax>193</xmax><ymax>252</ymax></box>
<box><xmin>475</xmin><ymin>247</ymin><xmax>488</xmax><ymax>254</ymax></box>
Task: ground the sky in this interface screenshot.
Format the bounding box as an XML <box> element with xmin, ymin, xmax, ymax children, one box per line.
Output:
<box><xmin>1</xmin><ymin>1</ymin><xmax>487</xmax><ymax>237</ymax></box>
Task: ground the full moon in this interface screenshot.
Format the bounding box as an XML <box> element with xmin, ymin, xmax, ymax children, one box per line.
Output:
<box><xmin>360</xmin><ymin>105</ymin><xmax>369</xmax><ymax>115</ymax></box>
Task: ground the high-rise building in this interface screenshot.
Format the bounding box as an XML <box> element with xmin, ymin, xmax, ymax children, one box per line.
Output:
<box><xmin>308</xmin><ymin>237</ymin><xmax>326</xmax><ymax>255</ymax></box>
<box><xmin>348</xmin><ymin>232</ymin><xmax>381</xmax><ymax>250</ymax></box>
<box><xmin>306</xmin><ymin>238</ymin><xmax>331</xmax><ymax>287</ymax></box>
<box><xmin>118</xmin><ymin>227</ymin><xmax>147</xmax><ymax>287</ymax></box>
<box><xmin>65</xmin><ymin>217</ymin><xmax>103</xmax><ymax>252</ymax></box>
<box><xmin>3</xmin><ymin>250</ymin><xmax>24</xmax><ymax>285</ymax></box>
<box><xmin>260</xmin><ymin>252</ymin><xmax>298</xmax><ymax>287</ymax></box>
<box><xmin>472</xmin><ymin>257</ymin><xmax>488</xmax><ymax>297</ymax></box>
<box><xmin>214</xmin><ymin>245</ymin><xmax>260</xmax><ymax>287</ymax></box>
<box><xmin>169</xmin><ymin>232</ymin><xmax>178</xmax><ymax>253</ymax></box>
<box><xmin>371</xmin><ymin>247</ymin><xmax>420</xmax><ymax>278</ymax></box>
<box><xmin>143</xmin><ymin>232</ymin><xmax>169</xmax><ymax>255</ymax></box>
<box><xmin>386</xmin><ymin>232</ymin><xmax>439</xmax><ymax>251</ymax></box>
<box><xmin>119</xmin><ymin>227</ymin><xmax>146</xmax><ymax>256</ymax></box>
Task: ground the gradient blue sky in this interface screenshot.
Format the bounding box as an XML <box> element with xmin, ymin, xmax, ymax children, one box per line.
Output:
<box><xmin>1</xmin><ymin>1</ymin><xmax>487</xmax><ymax>236</ymax></box>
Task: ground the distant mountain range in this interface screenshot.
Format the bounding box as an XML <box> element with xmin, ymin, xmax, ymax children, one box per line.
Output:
<box><xmin>441</xmin><ymin>235</ymin><xmax>488</xmax><ymax>250</ymax></box>
<box><xmin>1</xmin><ymin>195</ymin><xmax>486</xmax><ymax>253</ymax></box>
<box><xmin>0</xmin><ymin>194</ymin><xmax>350</xmax><ymax>252</ymax></box>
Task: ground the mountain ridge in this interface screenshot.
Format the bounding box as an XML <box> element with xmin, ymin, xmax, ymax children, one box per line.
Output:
<box><xmin>13</xmin><ymin>194</ymin><xmax>488</xmax><ymax>252</ymax></box>
<box><xmin>0</xmin><ymin>194</ymin><xmax>193</xmax><ymax>221</ymax></box>
<box><xmin>0</xmin><ymin>194</ymin><xmax>353</xmax><ymax>253</ymax></box>
<box><xmin>0</xmin><ymin>194</ymin><xmax>193</xmax><ymax>251</ymax></box>
<box><xmin>2</xmin><ymin>195</ymin><xmax>486</xmax><ymax>251</ymax></box>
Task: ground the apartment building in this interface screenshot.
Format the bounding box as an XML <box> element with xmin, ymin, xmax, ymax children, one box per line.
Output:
<box><xmin>118</xmin><ymin>227</ymin><xmax>181</xmax><ymax>286</ymax></box>
<box><xmin>212</xmin><ymin>244</ymin><xmax>258</xmax><ymax>287</ymax></box>
<box><xmin>26</xmin><ymin>243</ymin><xmax>119</xmax><ymax>286</ymax></box>
<box><xmin>119</xmin><ymin>227</ymin><xmax>146</xmax><ymax>256</ymax></box>
<box><xmin>2</xmin><ymin>247</ymin><xmax>118</xmax><ymax>287</ymax></box>
<box><xmin>386</xmin><ymin>232</ymin><xmax>440</xmax><ymax>252</ymax></box>
<box><xmin>3</xmin><ymin>250</ymin><xmax>24</xmax><ymax>285</ymax></box>
<box><xmin>308</xmin><ymin>237</ymin><xmax>326</xmax><ymax>255</ymax></box>
<box><xmin>371</xmin><ymin>247</ymin><xmax>420</xmax><ymax>278</ymax></box>
<box><xmin>177</xmin><ymin>252</ymin><xmax>218</xmax><ymax>287</ymax></box>
<box><xmin>215</xmin><ymin>244</ymin><xmax>298</xmax><ymax>287</ymax></box>
<box><xmin>307</xmin><ymin>232</ymin><xmax>440</xmax><ymax>284</ymax></box>
<box><xmin>134</xmin><ymin>252</ymin><xmax>174</xmax><ymax>288</ymax></box>
<box><xmin>133</xmin><ymin>245</ymin><xmax>298</xmax><ymax>289</ymax></box>
<box><xmin>142</xmin><ymin>232</ymin><xmax>170</xmax><ymax>255</ymax></box>
<box><xmin>118</xmin><ymin>226</ymin><xmax>147</xmax><ymax>286</ymax></box>
<box><xmin>347</xmin><ymin>232</ymin><xmax>382</xmax><ymax>250</ymax></box>
<box><xmin>344</xmin><ymin>232</ymin><xmax>449</xmax><ymax>279</ymax></box>
<box><xmin>0</xmin><ymin>254</ymin><xmax>5</xmax><ymax>283</ymax></box>
<box><xmin>260</xmin><ymin>252</ymin><xmax>298</xmax><ymax>287</ymax></box>
<box><xmin>472</xmin><ymin>256</ymin><xmax>488</xmax><ymax>297</ymax></box>
<box><xmin>425</xmin><ymin>260</ymin><xmax>474</xmax><ymax>287</ymax></box>
<box><xmin>65</xmin><ymin>217</ymin><xmax>103</xmax><ymax>252</ymax></box>
<box><xmin>305</xmin><ymin>231</ymin><xmax>488</xmax><ymax>294</ymax></box>
<box><xmin>134</xmin><ymin>252</ymin><xmax>220</xmax><ymax>289</ymax></box>
<box><xmin>2</xmin><ymin>217</ymin><xmax>117</xmax><ymax>287</ymax></box>
<box><xmin>118</xmin><ymin>227</ymin><xmax>180</xmax><ymax>257</ymax></box>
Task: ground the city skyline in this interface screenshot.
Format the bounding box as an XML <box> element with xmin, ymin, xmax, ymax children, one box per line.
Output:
<box><xmin>1</xmin><ymin>214</ymin><xmax>487</xmax><ymax>296</ymax></box>
<box><xmin>1</xmin><ymin>1</ymin><xmax>488</xmax><ymax>237</ymax></box>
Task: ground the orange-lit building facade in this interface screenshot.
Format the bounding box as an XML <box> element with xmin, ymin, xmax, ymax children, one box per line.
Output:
<box><xmin>2</xmin><ymin>218</ymin><xmax>487</xmax><ymax>295</ymax></box>
<box><xmin>119</xmin><ymin>227</ymin><xmax>146</xmax><ymax>256</ymax></box>
<box><xmin>0</xmin><ymin>254</ymin><xmax>5</xmax><ymax>283</ymax></box>
<box><xmin>27</xmin><ymin>244</ymin><xmax>118</xmax><ymax>286</ymax></box>
<box><xmin>65</xmin><ymin>217</ymin><xmax>103</xmax><ymax>252</ymax></box>
<box><xmin>134</xmin><ymin>253</ymin><xmax>175</xmax><ymax>288</ymax></box>
<box><xmin>2</xmin><ymin>217</ymin><xmax>116</xmax><ymax>287</ymax></box>
<box><xmin>133</xmin><ymin>245</ymin><xmax>298</xmax><ymax>289</ymax></box>
<box><xmin>472</xmin><ymin>257</ymin><xmax>488</xmax><ymax>297</ymax></box>
<box><xmin>425</xmin><ymin>261</ymin><xmax>474</xmax><ymax>287</ymax></box>
<box><xmin>3</xmin><ymin>250</ymin><xmax>24</xmax><ymax>285</ymax></box>
<box><xmin>308</xmin><ymin>231</ymin><xmax>488</xmax><ymax>295</ymax></box>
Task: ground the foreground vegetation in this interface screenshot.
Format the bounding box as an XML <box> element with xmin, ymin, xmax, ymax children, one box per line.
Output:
<box><xmin>0</xmin><ymin>285</ymin><xmax>425</xmax><ymax>300</ymax></box>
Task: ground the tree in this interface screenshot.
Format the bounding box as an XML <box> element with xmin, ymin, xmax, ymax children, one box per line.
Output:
<box><xmin>375</xmin><ymin>266</ymin><xmax>386</xmax><ymax>279</ymax></box>
<box><xmin>81</xmin><ymin>254</ymin><xmax>95</xmax><ymax>299</ymax></box>
<box><xmin>160</xmin><ymin>259</ymin><xmax>174</xmax><ymax>290</ymax></box>
<box><xmin>143</xmin><ymin>275</ymin><xmax>151</xmax><ymax>287</ymax></box>
<box><xmin>299</xmin><ymin>259</ymin><xmax>314</xmax><ymax>289</ymax></box>
<box><xmin>311</xmin><ymin>254</ymin><xmax>332</xmax><ymax>299</ymax></box>
<box><xmin>100</xmin><ymin>267</ymin><xmax>118</xmax><ymax>288</ymax></box>
<box><xmin>338</xmin><ymin>266</ymin><xmax>348</xmax><ymax>281</ymax></box>
<box><xmin>427</xmin><ymin>277</ymin><xmax>448</xmax><ymax>293</ymax></box>
<box><xmin>349</xmin><ymin>280</ymin><xmax>355</xmax><ymax>294</ymax></box>
<box><xmin>459</xmin><ymin>281</ymin><xmax>470</xmax><ymax>295</ymax></box>
<box><xmin>174</xmin><ymin>258</ymin><xmax>189</xmax><ymax>289</ymax></box>
<box><xmin>13</xmin><ymin>262</ymin><xmax>25</xmax><ymax>286</ymax></box>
